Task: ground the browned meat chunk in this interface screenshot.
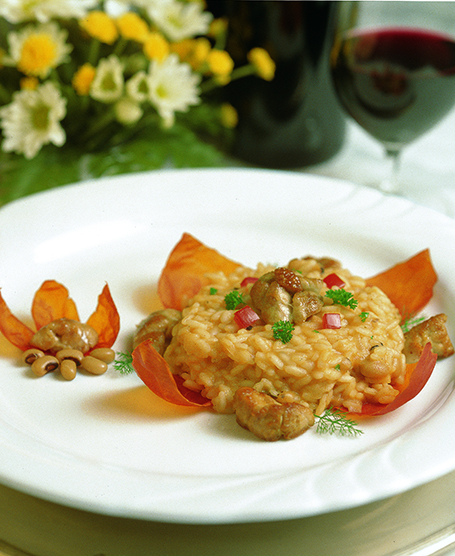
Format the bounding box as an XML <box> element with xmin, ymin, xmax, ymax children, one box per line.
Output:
<box><xmin>31</xmin><ymin>318</ymin><xmax>98</xmax><ymax>355</ymax></box>
<box><xmin>250</xmin><ymin>268</ymin><xmax>323</xmax><ymax>325</ymax></box>
<box><xmin>293</xmin><ymin>290</ymin><xmax>324</xmax><ymax>324</ymax></box>
<box><xmin>233</xmin><ymin>387</ymin><xmax>315</xmax><ymax>441</ymax></box>
<box><xmin>133</xmin><ymin>308</ymin><xmax>182</xmax><ymax>353</ymax></box>
<box><xmin>403</xmin><ymin>314</ymin><xmax>454</xmax><ymax>364</ymax></box>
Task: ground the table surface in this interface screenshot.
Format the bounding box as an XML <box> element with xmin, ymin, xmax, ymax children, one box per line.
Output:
<box><xmin>1</xmin><ymin>103</ymin><xmax>455</xmax><ymax>556</ymax></box>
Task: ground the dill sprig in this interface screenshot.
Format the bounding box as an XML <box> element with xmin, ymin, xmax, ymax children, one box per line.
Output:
<box><xmin>272</xmin><ymin>320</ymin><xmax>295</xmax><ymax>344</ymax></box>
<box><xmin>401</xmin><ymin>315</ymin><xmax>426</xmax><ymax>333</ymax></box>
<box><xmin>113</xmin><ymin>351</ymin><xmax>134</xmax><ymax>375</ymax></box>
<box><xmin>315</xmin><ymin>407</ymin><xmax>363</xmax><ymax>437</ymax></box>
<box><xmin>325</xmin><ymin>288</ymin><xmax>358</xmax><ymax>310</ymax></box>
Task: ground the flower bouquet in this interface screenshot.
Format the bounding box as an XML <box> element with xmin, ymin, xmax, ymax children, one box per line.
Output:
<box><xmin>0</xmin><ymin>0</ymin><xmax>275</xmax><ymax>203</ymax></box>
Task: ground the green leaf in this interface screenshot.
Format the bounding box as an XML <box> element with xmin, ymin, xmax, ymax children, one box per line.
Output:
<box><xmin>0</xmin><ymin>125</ymin><xmax>228</xmax><ymax>206</ymax></box>
<box><xmin>0</xmin><ymin>147</ymin><xmax>81</xmax><ymax>204</ymax></box>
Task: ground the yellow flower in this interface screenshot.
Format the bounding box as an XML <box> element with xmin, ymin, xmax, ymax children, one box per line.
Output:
<box><xmin>206</xmin><ymin>49</ymin><xmax>234</xmax><ymax>76</ymax></box>
<box><xmin>20</xmin><ymin>34</ymin><xmax>56</xmax><ymax>75</ymax></box>
<box><xmin>6</xmin><ymin>22</ymin><xmax>72</xmax><ymax>79</ymax></box>
<box><xmin>208</xmin><ymin>18</ymin><xmax>228</xmax><ymax>39</ymax></box>
<box><xmin>80</xmin><ymin>11</ymin><xmax>118</xmax><ymax>45</ymax></box>
<box><xmin>72</xmin><ymin>63</ymin><xmax>96</xmax><ymax>95</ymax></box>
<box><xmin>190</xmin><ymin>38</ymin><xmax>211</xmax><ymax>69</ymax></box>
<box><xmin>220</xmin><ymin>103</ymin><xmax>238</xmax><ymax>128</ymax></box>
<box><xmin>171</xmin><ymin>38</ymin><xmax>210</xmax><ymax>71</ymax></box>
<box><xmin>170</xmin><ymin>39</ymin><xmax>193</xmax><ymax>61</ymax></box>
<box><xmin>116</xmin><ymin>12</ymin><xmax>149</xmax><ymax>43</ymax></box>
<box><xmin>143</xmin><ymin>32</ymin><xmax>169</xmax><ymax>62</ymax></box>
<box><xmin>20</xmin><ymin>76</ymin><xmax>39</xmax><ymax>90</ymax></box>
<box><xmin>247</xmin><ymin>47</ymin><xmax>275</xmax><ymax>81</ymax></box>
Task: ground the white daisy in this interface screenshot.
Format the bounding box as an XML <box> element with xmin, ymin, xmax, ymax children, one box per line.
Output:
<box><xmin>0</xmin><ymin>82</ymin><xmax>67</xmax><ymax>159</ymax></box>
<box><xmin>90</xmin><ymin>55</ymin><xmax>125</xmax><ymax>104</ymax></box>
<box><xmin>5</xmin><ymin>22</ymin><xmax>72</xmax><ymax>79</ymax></box>
<box><xmin>126</xmin><ymin>71</ymin><xmax>149</xmax><ymax>103</ymax></box>
<box><xmin>147</xmin><ymin>53</ymin><xmax>200</xmax><ymax>127</ymax></box>
<box><xmin>0</xmin><ymin>0</ymin><xmax>98</xmax><ymax>23</ymax></box>
<box><xmin>146</xmin><ymin>0</ymin><xmax>213</xmax><ymax>42</ymax></box>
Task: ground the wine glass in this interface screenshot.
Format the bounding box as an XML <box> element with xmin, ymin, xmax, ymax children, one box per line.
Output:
<box><xmin>330</xmin><ymin>1</ymin><xmax>455</xmax><ymax>194</ymax></box>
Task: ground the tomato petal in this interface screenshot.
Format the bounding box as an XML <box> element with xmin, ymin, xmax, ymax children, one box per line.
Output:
<box><xmin>31</xmin><ymin>280</ymin><xmax>79</xmax><ymax>329</ymax></box>
<box><xmin>132</xmin><ymin>340</ymin><xmax>211</xmax><ymax>407</ymax></box>
<box><xmin>86</xmin><ymin>284</ymin><xmax>120</xmax><ymax>348</ymax></box>
<box><xmin>158</xmin><ymin>233</ymin><xmax>241</xmax><ymax>311</ymax></box>
<box><xmin>0</xmin><ymin>291</ymin><xmax>34</xmax><ymax>351</ymax></box>
<box><xmin>366</xmin><ymin>249</ymin><xmax>437</xmax><ymax>318</ymax></box>
<box><xmin>359</xmin><ymin>343</ymin><xmax>437</xmax><ymax>416</ymax></box>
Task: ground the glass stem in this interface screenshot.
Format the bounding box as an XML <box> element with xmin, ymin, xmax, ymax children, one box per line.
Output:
<box><xmin>379</xmin><ymin>148</ymin><xmax>401</xmax><ymax>194</ymax></box>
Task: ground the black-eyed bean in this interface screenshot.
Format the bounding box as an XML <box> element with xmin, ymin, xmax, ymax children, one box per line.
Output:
<box><xmin>60</xmin><ymin>359</ymin><xmax>77</xmax><ymax>381</ymax></box>
<box><xmin>89</xmin><ymin>347</ymin><xmax>115</xmax><ymax>363</ymax></box>
<box><xmin>31</xmin><ymin>355</ymin><xmax>59</xmax><ymax>377</ymax></box>
<box><xmin>81</xmin><ymin>355</ymin><xmax>108</xmax><ymax>375</ymax></box>
<box><xmin>22</xmin><ymin>348</ymin><xmax>45</xmax><ymax>365</ymax></box>
<box><xmin>56</xmin><ymin>348</ymin><xmax>84</xmax><ymax>366</ymax></box>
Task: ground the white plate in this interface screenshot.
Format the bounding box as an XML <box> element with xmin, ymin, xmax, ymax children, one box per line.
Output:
<box><xmin>0</xmin><ymin>168</ymin><xmax>454</xmax><ymax>525</ymax></box>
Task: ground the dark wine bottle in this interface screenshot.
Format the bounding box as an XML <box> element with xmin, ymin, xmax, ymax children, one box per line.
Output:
<box><xmin>208</xmin><ymin>1</ymin><xmax>346</xmax><ymax>168</ymax></box>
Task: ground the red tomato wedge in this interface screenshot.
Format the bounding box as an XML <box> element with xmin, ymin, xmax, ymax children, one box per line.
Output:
<box><xmin>32</xmin><ymin>280</ymin><xmax>80</xmax><ymax>329</ymax></box>
<box><xmin>366</xmin><ymin>249</ymin><xmax>437</xmax><ymax>319</ymax></box>
<box><xmin>135</xmin><ymin>236</ymin><xmax>442</xmax><ymax>417</ymax></box>
<box><xmin>359</xmin><ymin>343</ymin><xmax>437</xmax><ymax>416</ymax></box>
<box><xmin>132</xmin><ymin>339</ymin><xmax>211</xmax><ymax>407</ymax></box>
<box><xmin>86</xmin><ymin>284</ymin><xmax>120</xmax><ymax>348</ymax></box>
<box><xmin>158</xmin><ymin>233</ymin><xmax>241</xmax><ymax>311</ymax></box>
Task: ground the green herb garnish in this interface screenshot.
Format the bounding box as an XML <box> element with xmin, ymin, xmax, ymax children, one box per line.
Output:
<box><xmin>210</xmin><ymin>287</ymin><xmax>218</xmax><ymax>295</ymax></box>
<box><xmin>113</xmin><ymin>351</ymin><xmax>134</xmax><ymax>375</ymax></box>
<box><xmin>315</xmin><ymin>407</ymin><xmax>363</xmax><ymax>437</ymax></box>
<box><xmin>224</xmin><ymin>290</ymin><xmax>244</xmax><ymax>310</ymax></box>
<box><xmin>272</xmin><ymin>320</ymin><xmax>295</xmax><ymax>344</ymax></box>
<box><xmin>325</xmin><ymin>288</ymin><xmax>358</xmax><ymax>310</ymax></box>
<box><xmin>360</xmin><ymin>311</ymin><xmax>369</xmax><ymax>322</ymax></box>
<box><xmin>401</xmin><ymin>315</ymin><xmax>426</xmax><ymax>333</ymax></box>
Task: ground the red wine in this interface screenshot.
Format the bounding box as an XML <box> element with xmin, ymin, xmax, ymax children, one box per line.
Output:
<box><xmin>332</xmin><ymin>28</ymin><xmax>455</xmax><ymax>147</ymax></box>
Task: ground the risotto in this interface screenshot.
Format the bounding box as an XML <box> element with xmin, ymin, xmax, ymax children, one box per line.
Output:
<box><xmin>132</xmin><ymin>235</ymin><xmax>453</xmax><ymax>440</ymax></box>
<box><xmin>163</xmin><ymin>257</ymin><xmax>406</xmax><ymax>416</ymax></box>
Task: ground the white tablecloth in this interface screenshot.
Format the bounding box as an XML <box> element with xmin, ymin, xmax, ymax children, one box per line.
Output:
<box><xmin>308</xmin><ymin>106</ymin><xmax>455</xmax><ymax>218</ymax></box>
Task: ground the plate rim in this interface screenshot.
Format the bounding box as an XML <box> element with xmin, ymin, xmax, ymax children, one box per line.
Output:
<box><xmin>0</xmin><ymin>167</ymin><xmax>454</xmax><ymax>524</ymax></box>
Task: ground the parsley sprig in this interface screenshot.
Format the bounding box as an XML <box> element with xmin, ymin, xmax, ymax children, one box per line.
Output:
<box><xmin>315</xmin><ymin>407</ymin><xmax>363</xmax><ymax>437</ymax></box>
<box><xmin>325</xmin><ymin>288</ymin><xmax>358</xmax><ymax>310</ymax></box>
<box><xmin>224</xmin><ymin>290</ymin><xmax>244</xmax><ymax>310</ymax></box>
<box><xmin>272</xmin><ymin>320</ymin><xmax>295</xmax><ymax>344</ymax></box>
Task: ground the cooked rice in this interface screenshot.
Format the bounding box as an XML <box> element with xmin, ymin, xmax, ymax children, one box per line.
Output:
<box><xmin>164</xmin><ymin>258</ymin><xmax>406</xmax><ymax>415</ymax></box>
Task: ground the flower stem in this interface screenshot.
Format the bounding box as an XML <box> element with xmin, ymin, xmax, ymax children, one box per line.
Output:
<box><xmin>200</xmin><ymin>65</ymin><xmax>257</xmax><ymax>94</ymax></box>
<box><xmin>88</xmin><ymin>38</ymin><xmax>101</xmax><ymax>66</ymax></box>
<box><xmin>78</xmin><ymin>107</ymin><xmax>116</xmax><ymax>143</ymax></box>
<box><xmin>0</xmin><ymin>83</ymin><xmax>11</xmax><ymax>105</ymax></box>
